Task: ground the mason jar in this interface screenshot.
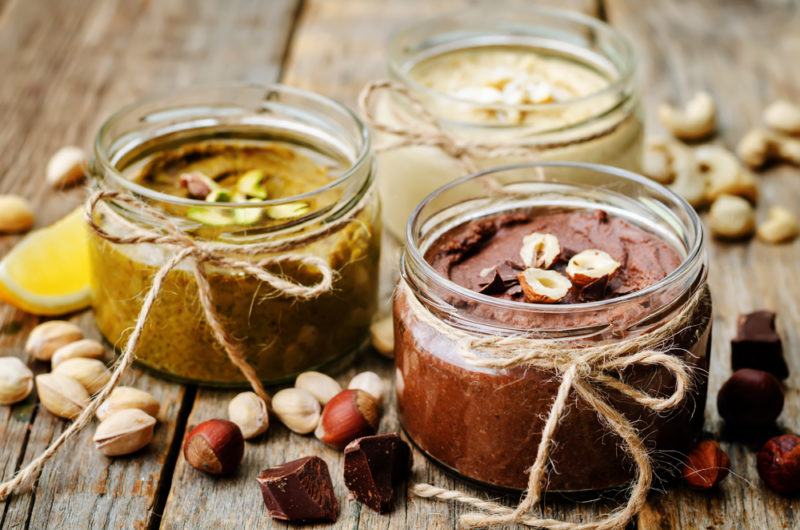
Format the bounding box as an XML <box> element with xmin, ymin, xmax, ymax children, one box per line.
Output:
<box><xmin>395</xmin><ymin>163</ymin><xmax>710</xmax><ymax>491</ymax></box>
<box><xmin>370</xmin><ymin>6</ymin><xmax>642</xmax><ymax>240</ymax></box>
<box><xmin>89</xmin><ymin>85</ymin><xmax>380</xmax><ymax>385</ymax></box>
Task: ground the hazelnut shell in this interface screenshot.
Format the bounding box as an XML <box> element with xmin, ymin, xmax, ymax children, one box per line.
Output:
<box><xmin>183</xmin><ymin>419</ymin><xmax>244</xmax><ymax>475</ymax></box>
<box><xmin>717</xmin><ymin>368</ymin><xmax>784</xmax><ymax>428</ymax></box>
<box><xmin>315</xmin><ymin>389</ymin><xmax>379</xmax><ymax>450</ymax></box>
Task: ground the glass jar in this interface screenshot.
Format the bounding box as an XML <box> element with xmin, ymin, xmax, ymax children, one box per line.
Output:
<box><xmin>372</xmin><ymin>6</ymin><xmax>642</xmax><ymax>240</ymax></box>
<box><xmin>89</xmin><ymin>85</ymin><xmax>380</xmax><ymax>386</ymax></box>
<box><xmin>395</xmin><ymin>163</ymin><xmax>710</xmax><ymax>492</ymax></box>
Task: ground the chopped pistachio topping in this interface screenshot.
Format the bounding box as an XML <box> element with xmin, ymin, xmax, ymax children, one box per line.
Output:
<box><xmin>206</xmin><ymin>188</ymin><xmax>233</xmax><ymax>203</ymax></box>
<box><xmin>267</xmin><ymin>202</ymin><xmax>310</xmax><ymax>220</ymax></box>
<box><xmin>186</xmin><ymin>207</ymin><xmax>235</xmax><ymax>226</ymax></box>
<box><xmin>232</xmin><ymin>194</ymin><xmax>263</xmax><ymax>225</ymax></box>
<box><xmin>236</xmin><ymin>169</ymin><xmax>268</xmax><ymax>200</ymax></box>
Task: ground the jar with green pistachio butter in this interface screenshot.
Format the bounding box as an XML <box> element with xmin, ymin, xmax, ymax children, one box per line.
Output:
<box><xmin>89</xmin><ymin>85</ymin><xmax>379</xmax><ymax>385</ymax></box>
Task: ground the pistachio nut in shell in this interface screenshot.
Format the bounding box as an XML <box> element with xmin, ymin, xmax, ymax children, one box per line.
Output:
<box><xmin>35</xmin><ymin>372</ymin><xmax>89</xmax><ymax>419</ymax></box>
<box><xmin>96</xmin><ymin>386</ymin><xmax>160</xmax><ymax>421</ymax></box>
<box><xmin>25</xmin><ymin>320</ymin><xmax>84</xmax><ymax>361</ymax></box>
<box><xmin>0</xmin><ymin>357</ymin><xmax>34</xmax><ymax>405</ymax></box>
<box><xmin>53</xmin><ymin>357</ymin><xmax>111</xmax><ymax>395</ymax></box>
<box><xmin>93</xmin><ymin>408</ymin><xmax>156</xmax><ymax>457</ymax></box>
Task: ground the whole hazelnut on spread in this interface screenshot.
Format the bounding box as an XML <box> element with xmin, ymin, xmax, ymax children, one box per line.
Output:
<box><xmin>717</xmin><ymin>368</ymin><xmax>784</xmax><ymax>429</ymax></box>
<box><xmin>183</xmin><ymin>419</ymin><xmax>244</xmax><ymax>475</ymax></box>
<box><xmin>315</xmin><ymin>389</ymin><xmax>380</xmax><ymax>450</ymax></box>
<box><xmin>757</xmin><ymin>434</ymin><xmax>800</xmax><ymax>495</ymax></box>
<box><xmin>682</xmin><ymin>440</ymin><xmax>730</xmax><ymax>490</ymax></box>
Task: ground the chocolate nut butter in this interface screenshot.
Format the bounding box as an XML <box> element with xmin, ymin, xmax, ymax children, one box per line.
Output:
<box><xmin>395</xmin><ymin>163</ymin><xmax>711</xmax><ymax>491</ymax></box>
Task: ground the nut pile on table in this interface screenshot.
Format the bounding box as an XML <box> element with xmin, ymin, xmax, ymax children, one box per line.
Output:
<box><xmin>0</xmin><ymin>320</ymin><xmax>161</xmax><ymax>457</ymax></box>
<box><xmin>647</xmin><ymin>93</ymin><xmax>799</xmax><ymax>243</ymax></box>
<box><xmin>681</xmin><ymin>310</ymin><xmax>800</xmax><ymax>495</ymax></box>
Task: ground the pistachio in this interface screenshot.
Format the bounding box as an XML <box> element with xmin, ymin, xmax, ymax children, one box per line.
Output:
<box><xmin>46</xmin><ymin>146</ymin><xmax>87</xmax><ymax>188</ymax></box>
<box><xmin>271</xmin><ymin>388</ymin><xmax>321</xmax><ymax>434</ymax></box>
<box><xmin>295</xmin><ymin>371</ymin><xmax>342</xmax><ymax>406</ymax></box>
<box><xmin>0</xmin><ymin>357</ymin><xmax>34</xmax><ymax>405</ymax></box>
<box><xmin>96</xmin><ymin>386</ymin><xmax>160</xmax><ymax>421</ymax></box>
<box><xmin>186</xmin><ymin>207</ymin><xmax>234</xmax><ymax>226</ymax></box>
<box><xmin>369</xmin><ymin>316</ymin><xmax>394</xmax><ymax>358</ymax></box>
<box><xmin>51</xmin><ymin>338</ymin><xmax>106</xmax><ymax>368</ymax></box>
<box><xmin>232</xmin><ymin>195</ymin><xmax>263</xmax><ymax>225</ymax></box>
<box><xmin>228</xmin><ymin>391</ymin><xmax>270</xmax><ymax>439</ymax></box>
<box><xmin>53</xmin><ymin>358</ymin><xmax>111</xmax><ymax>395</ymax></box>
<box><xmin>267</xmin><ymin>202</ymin><xmax>310</xmax><ymax>220</ymax></box>
<box><xmin>179</xmin><ymin>171</ymin><xmax>218</xmax><ymax>199</ymax></box>
<box><xmin>206</xmin><ymin>188</ymin><xmax>233</xmax><ymax>203</ymax></box>
<box><xmin>348</xmin><ymin>371</ymin><xmax>385</xmax><ymax>407</ymax></box>
<box><xmin>236</xmin><ymin>169</ymin><xmax>268</xmax><ymax>199</ymax></box>
<box><xmin>25</xmin><ymin>321</ymin><xmax>84</xmax><ymax>362</ymax></box>
<box><xmin>0</xmin><ymin>195</ymin><xmax>35</xmax><ymax>233</ymax></box>
<box><xmin>93</xmin><ymin>409</ymin><xmax>156</xmax><ymax>457</ymax></box>
<box><xmin>35</xmin><ymin>373</ymin><xmax>89</xmax><ymax>419</ymax></box>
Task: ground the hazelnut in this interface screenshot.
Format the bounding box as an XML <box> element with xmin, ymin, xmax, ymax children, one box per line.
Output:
<box><xmin>35</xmin><ymin>372</ymin><xmax>89</xmax><ymax>419</ymax></box>
<box><xmin>25</xmin><ymin>321</ymin><xmax>84</xmax><ymax>362</ymax></box>
<box><xmin>518</xmin><ymin>268</ymin><xmax>572</xmax><ymax>303</ymax></box>
<box><xmin>658</xmin><ymin>91</ymin><xmax>716</xmax><ymax>140</ymax></box>
<box><xmin>96</xmin><ymin>386</ymin><xmax>160</xmax><ymax>421</ymax></box>
<box><xmin>717</xmin><ymin>368</ymin><xmax>784</xmax><ymax>428</ymax></box>
<box><xmin>51</xmin><ymin>338</ymin><xmax>106</xmax><ymax>368</ymax></box>
<box><xmin>315</xmin><ymin>389</ymin><xmax>380</xmax><ymax>450</ymax></box>
<box><xmin>757</xmin><ymin>434</ymin><xmax>800</xmax><ymax>495</ymax></box>
<box><xmin>271</xmin><ymin>388</ymin><xmax>321</xmax><ymax>434</ymax></box>
<box><xmin>757</xmin><ymin>206</ymin><xmax>799</xmax><ymax>244</ymax></box>
<box><xmin>519</xmin><ymin>232</ymin><xmax>560</xmax><ymax>269</ymax></box>
<box><xmin>682</xmin><ymin>440</ymin><xmax>730</xmax><ymax>490</ymax></box>
<box><xmin>565</xmin><ymin>249</ymin><xmax>620</xmax><ymax>287</ymax></box>
<box><xmin>295</xmin><ymin>371</ymin><xmax>342</xmax><ymax>406</ymax></box>
<box><xmin>228</xmin><ymin>391</ymin><xmax>269</xmax><ymax>439</ymax></box>
<box><xmin>183</xmin><ymin>419</ymin><xmax>244</xmax><ymax>475</ymax></box>
<box><xmin>370</xmin><ymin>316</ymin><xmax>394</xmax><ymax>358</ymax></box>
<box><xmin>53</xmin><ymin>357</ymin><xmax>111</xmax><ymax>395</ymax></box>
<box><xmin>93</xmin><ymin>409</ymin><xmax>156</xmax><ymax>457</ymax></box>
<box><xmin>348</xmin><ymin>371</ymin><xmax>385</xmax><ymax>407</ymax></box>
<box><xmin>764</xmin><ymin>100</ymin><xmax>800</xmax><ymax>135</ymax></box>
<box><xmin>0</xmin><ymin>357</ymin><xmax>34</xmax><ymax>405</ymax></box>
<box><xmin>46</xmin><ymin>146</ymin><xmax>87</xmax><ymax>188</ymax></box>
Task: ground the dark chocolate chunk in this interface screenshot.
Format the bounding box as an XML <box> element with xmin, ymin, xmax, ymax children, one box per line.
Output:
<box><xmin>478</xmin><ymin>271</ymin><xmax>507</xmax><ymax>295</ymax></box>
<box><xmin>731</xmin><ymin>311</ymin><xmax>787</xmax><ymax>379</ymax></box>
<box><xmin>257</xmin><ymin>456</ymin><xmax>339</xmax><ymax>524</ymax></box>
<box><xmin>343</xmin><ymin>433</ymin><xmax>412</xmax><ymax>514</ymax></box>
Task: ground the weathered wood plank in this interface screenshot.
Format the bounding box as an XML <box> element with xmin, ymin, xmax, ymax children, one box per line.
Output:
<box><xmin>605</xmin><ymin>1</ymin><xmax>800</xmax><ymax>528</ymax></box>
<box><xmin>0</xmin><ymin>0</ymin><xmax>299</xmax><ymax>529</ymax></box>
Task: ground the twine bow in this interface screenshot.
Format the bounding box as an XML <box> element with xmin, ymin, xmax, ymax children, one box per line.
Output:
<box><xmin>399</xmin><ymin>281</ymin><xmax>701</xmax><ymax>530</ymax></box>
<box><xmin>0</xmin><ymin>189</ymin><xmax>370</xmax><ymax>500</ymax></box>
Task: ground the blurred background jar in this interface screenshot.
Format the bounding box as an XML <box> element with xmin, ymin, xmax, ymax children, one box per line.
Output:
<box><xmin>369</xmin><ymin>6</ymin><xmax>642</xmax><ymax>241</ymax></box>
<box><xmin>89</xmin><ymin>85</ymin><xmax>380</xmax><ymax>386</ymax></box>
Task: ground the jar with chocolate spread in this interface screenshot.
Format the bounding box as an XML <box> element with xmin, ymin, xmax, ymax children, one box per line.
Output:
<box><xmin>369</xmin><ymin>6</ymin><xmax>642</xmax><ymax>240</ymax></box>
<box><xmin>395</xmin><ymin>163</ymin><xmax>711</xmax><ymax>492</ymax></box>
<box><xmin>89</xmin><ymin>85</ymin><xmax>380</xmax><ymax>385</ymax></box>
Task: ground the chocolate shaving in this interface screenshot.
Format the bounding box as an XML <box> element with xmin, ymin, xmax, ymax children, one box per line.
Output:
<box><xmin>478</xmin><ymin>271</ymin><xmax>508</xmax><ymax>295</ymax></box>
<box><xmin>257</xmin><ymin>456</ymin><xmax>339</xmax><ymax>524</ymax></box>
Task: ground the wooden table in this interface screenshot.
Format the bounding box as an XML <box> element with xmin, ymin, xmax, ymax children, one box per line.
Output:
<box><xmin>1</xmin><ymin>1</ymin><xmax>799</xmax><ymax>528</ymax></box>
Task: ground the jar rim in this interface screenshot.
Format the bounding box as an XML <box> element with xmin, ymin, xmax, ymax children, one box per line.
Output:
<box><xmin>403</xmin><ymin>162</ymin><xmax>705</xmax><ymax>315</ymax></box>
<box><xmin>388</xmin><ymin>5</ymin><xmax>637</xmax><ymax>114</ymax></box>
<box><xmin>92</xmin><ymin>83</ymin><xmax>372</xmax><ymax>209</ymax></box>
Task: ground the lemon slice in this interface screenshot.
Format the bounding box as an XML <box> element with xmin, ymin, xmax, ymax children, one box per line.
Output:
<box><xmin>0</xmin><ymin>208</ymin><xmax>91</xmax><ymax>315</ymax></box>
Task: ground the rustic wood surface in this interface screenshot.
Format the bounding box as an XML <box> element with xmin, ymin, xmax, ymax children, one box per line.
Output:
<box><xmin>0</xmin><ymin>0</ymin><xmax>798</xmax><ymax>529</ymax></box>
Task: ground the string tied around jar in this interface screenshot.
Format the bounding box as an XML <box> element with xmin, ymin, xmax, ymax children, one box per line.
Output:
<box><xmin>358</xmin><ymin>79</ymin><xmax>624</xmax><ymax>178</ymax></box>
<box><xmin>399</xmin><ymin>280</ymin><xmax>702</xmax><ymax>530</ymax></box>
<box><xmin>0</xmin><ymin>188</ymin><xmax>373</xmax><ymax>501</ymax></box>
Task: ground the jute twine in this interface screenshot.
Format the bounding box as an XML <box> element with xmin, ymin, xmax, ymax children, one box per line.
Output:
<box><xmin>357</xmin><ymin>79</ymin><xmax>623</xmax><ymax>174</ymax></box>
<box><xmin>398</xmin><ymin>280</ymin><xmax>702</xmax><ymax>529</ymax></box>
<box><xmin>0</xmin><ymin>188</ymin><xmax>372</xmax><ymax>501</ymax></box>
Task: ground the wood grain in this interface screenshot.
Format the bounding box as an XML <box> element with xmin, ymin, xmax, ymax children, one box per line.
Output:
<box><xmin>0</xmin><ymin>0</ymin><xmax>298</xmax><ymax>529</ymax></box>
<box><xmin>605</xmin><ymin>0</ymin><xmax>800</xmax><ymax>528</ymax></box>
<box><xmin>2</xmin><ymin>0</ymin><xmax>800</xmax><ymax>529</ymax></box>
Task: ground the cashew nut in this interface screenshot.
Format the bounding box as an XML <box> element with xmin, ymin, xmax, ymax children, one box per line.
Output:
<box><xmin>667</xmin><ymin>143</ymin><xmax>707</xmax><ymax>207</ymax></box>
<box><xmin>708</xmin><ymin>195</ymin><xmax>755</xmax><ymax>239</ymax></box>
<box><xmin>737</xmin><ymin>128</ymin><xmax>800</xmax><ymax>168</ymax></box>
<box><xmin>764</xmin><ymin>100</ymin><xmax>800</xmax><ymax>135</ymax></box>
<box><xmin>642</xmin><ymin>139</ymin><xmax>675</xmax><ymax>184</ymax></box>
<box><xmin>658</xmin><ymin>91</ymin><xmax>716</xmax><ymax>140</ymax></box>
<box><xmin>695</xmin><ymin>145</ymin><xmax>758</xmax><ymax>203</ymax></box>
<box><xmin>757</xmin><ymin>206</ymin><xmax>799</xmax><ymax>244</ymax></box>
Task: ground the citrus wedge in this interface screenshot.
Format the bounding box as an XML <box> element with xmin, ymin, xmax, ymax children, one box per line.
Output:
<box><xmin>0</xmin><ymin>208</ymin><xmax>91</xmax><ymax>315</ymax></box>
